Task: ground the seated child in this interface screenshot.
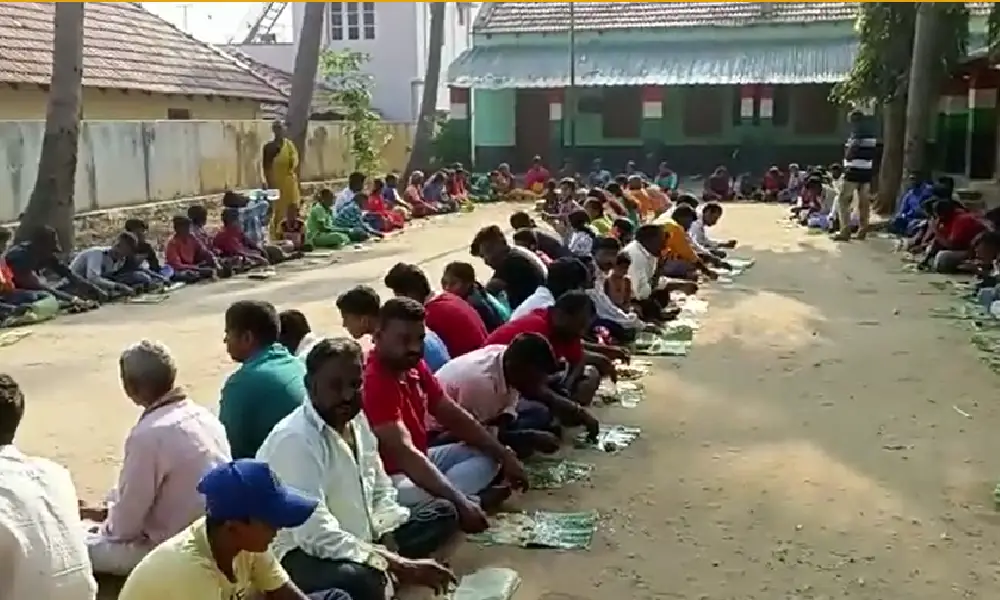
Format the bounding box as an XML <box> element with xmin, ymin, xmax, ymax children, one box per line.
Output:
<box><xmin>278</xmin><ymin>203</ymin><xmax>311</xmax><ymax>252</ymax></box>
<box><xmin>441</xmin><ymin>261</ymin><xmax>506</xmax><ymax>332</ymax></box>
<box><xmin>605</xmin><ymin>251</ymin><xmax>634</xmax><ymax>311</ymax></box>
<box><xmin>383</xmin><ymin>173</ymin><xmax>412</xmax><ymax>220</ymax></box>
<box><xmin>68</xmin><ymin>233</ymin><xmax>141</xmax><ymax>299</ymax></box>
<box><xmin>334</xmin><ymin>191</ymin><xmax>384</xmax><ymax>241</ymax></box>
<box><xmin>611</xmin><ymin>217</ymin><xmax>635</xmax><ymax>245</ymax></box>
<box><xmin>222</xmin><ymin>190</ymin><xmax>296</xmax><ymax>264</ymax></box>
<box><xmin>213</xmin><ymin>208</ymin><xmax>269</xmax><ymax>270</ymax></box>
<box><xmin>583</xmin><ymin>198</ymin><xmax>613</xmax><ymax>235</ymax></box>
<box><xmin>117</xmin><ymin>219</ymin><xmax>168</xmax><ymax>290</ymax></box>
<box><xmin>165</xmin><ymin>215</ymin><xmax>221</xmax><ymax>283</ymax></box>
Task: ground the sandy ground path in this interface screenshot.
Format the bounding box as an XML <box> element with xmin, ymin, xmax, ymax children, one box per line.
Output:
<box><xmin>6</xmin><ymin>203</ymin><xmax>1000</xmax><ymax>600</ymax></box>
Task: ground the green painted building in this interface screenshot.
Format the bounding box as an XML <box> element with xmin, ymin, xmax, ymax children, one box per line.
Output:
<box><xmin>445</xmin><ymin>2</ymin><xmax>990</xmax><ymax>176</ymax></box>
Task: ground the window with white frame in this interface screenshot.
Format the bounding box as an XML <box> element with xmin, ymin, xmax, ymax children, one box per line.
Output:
<box><xmin>329</xmin><ymin>2</ymin><xmax>375</xmax><ymax>41</ymax></box>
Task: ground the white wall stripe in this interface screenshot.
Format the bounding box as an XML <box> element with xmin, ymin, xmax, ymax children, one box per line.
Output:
<box><xmin>740</xmin><ymin>97</ymin><xmax>754</xmax><ymax>119</ymax></box>
<box><xmin>969</xmin><ymin>87</ymin><xmax>998</xmax><ymax>109</ymax></box>
<box><xmin>549</xmin><ymin>102</ymin><xmax>562</xmax><ymax>121</ymax></box>
<box><xmin>642</xmin><ymin>101</ymin><xmax>662</xmax><ymax>119</ymax></box>
<box><xmin>449</xmin><ymin>103</ymin><xmax>468</xmax><ymax>120</ymax></box>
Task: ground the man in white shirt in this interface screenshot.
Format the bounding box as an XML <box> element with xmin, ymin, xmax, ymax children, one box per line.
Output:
<box><xmin>688</xmin><ymin>202</ymin><xmax>737</xmax><ymax>258</ymax></box>
<box><xmin>509</xmin><ymin>257</ymin><xmax>589</xmax><ymax>321</ymax></box>
<box><xmin>278</xmin><ymin>309</ymin><xmax>324</xmax><ymax>359</ymax></box>
<box><xmin>257</xmin><ymin>337</ymin><xmax>458</xmax><ymax>600</ymax></box>
<box><xmin>0</xmin><ymin>374</ymin><xmax>98</xmax><ymax>600</ymax></box>
<box><xmin>590</xmin><ymin>237</ymin><xmax>646</xmax><ymax>341</ymax></box>
<box><xmin>68</xmin><ymin>232</ymin><xmax>138</xmax><ymax>299</ymax></box>
<box><xmin>624</xmin><ymin>224</ymin><xmax>697</xmax><ymax>321</ymax></box>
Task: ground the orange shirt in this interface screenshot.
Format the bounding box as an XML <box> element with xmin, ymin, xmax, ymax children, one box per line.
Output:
<box><xmin>655</xmin><ymin>216</ymin><xmax>698</xmax><ymax>263</ymax></box>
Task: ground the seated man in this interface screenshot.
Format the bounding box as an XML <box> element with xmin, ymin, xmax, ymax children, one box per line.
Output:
<box><xmin>654</xmin><ymin>205</ymin><xmax>718</xmax><ymax>281</ymax></box>
<box><xmin>689</xmin><ymin>202</ymin><xmax>737</xmax><ymax>258</ymax></box>
<box><xmin>432</xmin><ymin>334</ymin><xmax>562</xmax><ymax>458</ymax></box>
<box><xmin>921</xmin><ymin>198</ymin><xmax>986</xmax><ymax>273</ymax></box>
<box><xmin>624</xmin><ymin>224</ymin><xmax>696</xmax><ymax>321</ymax></box>
<box><xmin>336</xmin><ymin>284</ymin><xmax>451</xmax><ymax>372</ymax></box>
<box><xmin>0</xmin><ymin>374</ymin><xmax>98</xmax><ymax>600</ymax></box>
<box><xmin>69</xmin><ymin>232</ymin><xmax>141</xmax><ymax>299</ymax></box>
<box><xmin>164</xmin><ymin>215</ymin><xmax>220</xmax><ymax>283</ymax></box>
<box><xmin>440</xmin><ymin>261</ymin><xmax>506</xmax><ymax>332</ymax></box>
<box><xmin>485</xmin><ymin>292</ymin><xmax>606</xmax><ymax>431</ymax></box>
<box><xmin>512</xmin><ymin>229</ymin><xmax>553</xmax><ymax>266</ymax></box>
<box><xmin>384</xmin><ymin>263</ymin><xmax>487</xmax><ymax>359</ymax></box>
<box><xmin>82</xmin><ymin>340</ymin><xmax>231</xmax><ymax>576</ymax></box>
<box><xmin>888</xmin><ymin>174</ymin><xmax>933</xmax><ymax>237</ymax></box>
<box><xmin>278</xmin><ymin>309</ymin><xmax>323</xmax><ymax>359</ymax></box>
<box><xmin>259</xmin><ymin>338</ymin><xmax>458</xmax><ymax>600</ymax></box>
<box><xmin>3</xmin><ymin>225</ymin><xmax>103</xmax><ymax>308</ymax></box>
<box><xmin>363</xmin><ymin>298</ymin><xmax>528</xmax><ymax>513</ymax></box>
<box><xmin>118</xmin><ymin>459</ymin><xmax>350</xmax><ymax>600</ymax></box>
<box><xmin>219</xmin><ymin>300</ymin><xmax>306</xmax><ymax>459</ymax></box>
<box><xmin>0</xmin><ymin>228</ymin><xmax>50</xmax><ymax>318</ymax></box>
<box><xmin>213</xmin><ymin>208</ymin><xmax>270</xmax><ymax>270</ymax></box>
<box><xmin>472</xmin><ymin>225</ymin><xmax>547</xmax><ymax>311</ymax></box>
<box><xmin>510</xmin><ymin>256</ymin><xmax>590</xmax><ymax>321</ymax></box>
<box><xmin>336</xmin><ymin>192</ymin><xmax>385</xmax><ymax>241</ymax></box>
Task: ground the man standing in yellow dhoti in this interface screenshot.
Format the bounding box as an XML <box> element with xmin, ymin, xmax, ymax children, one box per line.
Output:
<box><xmin>261</xmin><ymin>120</ymin><xmax>300</xmax><ymax>240</ymax></box>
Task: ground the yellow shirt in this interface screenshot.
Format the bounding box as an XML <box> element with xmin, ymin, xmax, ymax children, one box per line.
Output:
<box><xmin>118</xmin><ymin>518</ymin><xmax>289</xmax><ymax>600</ymax></box>
<box><xmin>654</xmin><ymin>216</ymin><xmax>698</xmax><ymax>263</ymax></box>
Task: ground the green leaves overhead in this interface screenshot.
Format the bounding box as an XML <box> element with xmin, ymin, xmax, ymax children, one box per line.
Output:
<box><xmin>833</xmin><ymin>2</ymin><xmax>969</xmax><ymax>104</ymax></box>
<box><xmin>318</xmin><ymin>50</ymin><xmax>387</xmax><ymax>175</ymax></box>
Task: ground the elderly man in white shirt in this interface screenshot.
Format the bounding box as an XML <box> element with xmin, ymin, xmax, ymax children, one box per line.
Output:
<box><xmin>508</xmin><ymin>256</ymin><xmax>590</xmax><ymax>321</ymax></box>
<box><xmin>0</xmin><ymin>374</ymin><xmax>98</xmax><ymax>600</ymax></box>
<box><xmin>257</xmin><ymin>337</ymin><xmax>458</xmax><ymax>600</ymax></box>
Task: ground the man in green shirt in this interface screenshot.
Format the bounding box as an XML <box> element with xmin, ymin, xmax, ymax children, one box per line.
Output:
<box><xmin>220</xmin><ymin>300</ymin><xmax>307</xmax><ymax>458</ymax></box>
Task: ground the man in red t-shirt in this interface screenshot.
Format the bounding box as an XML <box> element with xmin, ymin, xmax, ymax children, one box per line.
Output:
<box><xmin>362</xmin><ymin>298</ymin><xmax>527</xmax><ymax>531</ymax></box>
<box><xmin>384</xmin><ymin>263</ymin><xmax>487</xmax><ymax>358</ymax></box>
<box><xmin>926</xmin><ymin>199</ymin><xmax>986</xmax><ymax>273</ymax></box>
<box><xmin>485</xmin><ymin>291</ymin><xmax>602</xmax><ymax>437</ymax></box>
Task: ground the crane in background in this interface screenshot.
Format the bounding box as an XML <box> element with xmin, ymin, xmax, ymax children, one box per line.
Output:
<box><xmin>227</xmin><ymin>2</ymin><xmax>289</xmax><ymax>45</ymax></box>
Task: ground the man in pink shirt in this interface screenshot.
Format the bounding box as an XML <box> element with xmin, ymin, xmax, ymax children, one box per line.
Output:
<box><xmin>79</xmin><ymin>340</ymin><xmax>231</xmax><ymax>576</ymax></box>
<box><xmin>430</xmin><ymin>333</ymin><xmax>561</xmax><ymax>457</ymax></box>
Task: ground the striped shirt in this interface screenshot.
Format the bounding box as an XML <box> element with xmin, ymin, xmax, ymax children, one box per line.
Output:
<box><xmin>843</xmin><ymin>119</ymin><xmax>877</xmax><ymax>184</ymax></box>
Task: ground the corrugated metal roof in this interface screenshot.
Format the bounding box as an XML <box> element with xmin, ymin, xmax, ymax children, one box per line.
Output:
<box><xmin>0</xmin><ymin>2</ymin><xmax>284</xmax><ymax>102</ymax></box>
<box><xmin>448</xmin><ymin>39</ymin><xmax>858</xmax><ymax>88</ymax></box>
<box><xmin>474</xmin><ymin>2</ymin><xmax>995</xmax><ymax>35</ymax></box>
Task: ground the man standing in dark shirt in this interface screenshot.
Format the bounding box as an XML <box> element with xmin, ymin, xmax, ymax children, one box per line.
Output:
<box><xmin>508</xmin><ymin>212</ymin><xmax>570</xmax><ymax>259</ymax></box>
<box><xmin>834</xmin><ymin>109</ymin><xmax>877</xmax><ymax>241</ymax></box>
<box><xmin>472</xmin><ymin>225</ymin><xmax>546</xmax><ymax>310</ymax></box>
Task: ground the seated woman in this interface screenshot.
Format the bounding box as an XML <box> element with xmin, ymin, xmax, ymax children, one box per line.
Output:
<box><xmin>441</xmin><ymin>261</ymin><xmax>506</xmax><ymax>332</ymax></box>
<box><xmin>706</xmin><ymin>166</ymin><xmax>734</xmax><ymax>202</ymax></box>
<box><xmin>424</xmin><ymin>171</ymin><xmax>458</xmax><ymax>213</ymax></box>
<box><xmin>494</xmin><ymin>163</ymin><xmax>515</xmax><ymax>195</ymax></box>
<box><xmin>779</xmin><ymin>163</ymin><xmax>804</xmax><ymax>204</ymax></box>
<box><xmin>165</xmin><ymin>215</ymin><xmax>221</xmax><ymax>283</ymax></box>
<box><xmin>920</xmin><ymin>198</ymin><xmax>987</xmax><ymax>273</ymax></box>
<box><xmin>382</xmin><ymin>173</ymin><xmax>413</xmax><ymax>220</ymax></box>
<box><xmin>654</xmin><ymin>162</ymin><xmax>678</xmax><ymax>192</ymax></box>
<box><xmin>213</xmin><ymin>208</ymin><xmax>270</xmax><ymax>270</ymax></box>
<box><xmin>366</xmin><ymin>178</ymin><xmax>405</xmax><ymax>232</ymax></box>
<box><xmin>81</xmin><ymin>340</ymin><xmax>230</xmax><ymax>576</ymax></box>
<box><xmin>404</xmin><ymin>171</ymin><xmax>436</xmax><ymax>218</ymax></box>
<box><xmin>762</xmin><ymin>166</ymin><xmax>783</xmax><ymax>202</ymax></box>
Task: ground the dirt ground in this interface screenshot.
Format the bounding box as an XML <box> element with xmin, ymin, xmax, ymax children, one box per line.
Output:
<box><xmin>6</xmin><ymin>203</ymin><xmax>1000</xmax><ymax>600</ymax></box>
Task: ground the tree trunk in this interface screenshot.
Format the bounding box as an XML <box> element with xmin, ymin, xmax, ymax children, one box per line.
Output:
<box><xmin>286</xmin><ymin>1</ymin><xmax>326</xmax><ymax>172</ymax></box>
<box><xmin>902</xmin><ymin>3</ymin><xmax>944</xmax><ymax>183</ymax></box>
<box><xmin>876</xmin><ymin>95</ymin><xmax>907</xmax><ymax>215</ymax></box>
<box><xmin>405</xmin><ymin>2</ymin><xmax>446</xmax><ymax>174</ymax></box>
<box><xmin>15</xmin><ymin>2</ymin><xmax>84</xmax><ymax>252</ymax></box>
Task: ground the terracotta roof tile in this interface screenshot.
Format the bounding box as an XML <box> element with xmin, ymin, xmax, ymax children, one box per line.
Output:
<box><xmin>474</xmin><ymin>2</ymin><xmax>993</xmax><ymax>35</ymax></box>
<box><xmin>0</xmin><ymin>2</ymin><xmax>283</xmax><ymax>102</ymax></box>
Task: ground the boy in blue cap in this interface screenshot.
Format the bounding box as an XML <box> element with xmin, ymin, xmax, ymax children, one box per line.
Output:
<box><xmin>118</xmin><ymin>459</ymin><xmax>350</xmax><ymax>600</ymax></box>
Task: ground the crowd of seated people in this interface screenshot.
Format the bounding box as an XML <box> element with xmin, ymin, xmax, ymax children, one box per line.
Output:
<box><xmin>2</xmin><ymin>168</ymin><xmax>745</xmax><ymax>599</ymax></box>
<box><xmin>0</xmin><ymin>169</ymin><xmax>481</xmax><ymax>326</ymax></box>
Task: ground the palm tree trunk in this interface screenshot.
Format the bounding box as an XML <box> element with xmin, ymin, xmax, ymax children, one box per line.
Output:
<box><xmin>902</xmin><ymin>3</ymin><xmax>944</xmax><ymax>183</ymax></box>
<box><xmin>876</xmin><ymin>95</ymin><xmax>906</xmax><ymax>214</ymax></box>
<box><xmin>15</xmin><ymin>2</ymin><xmax>84</xmax><ymax>251</ymax></box>
<box><xmin>405</xmin><ymin>2</ymin><xmax>446</xmax><ymax>174</ymax></box>
<box><xmin>286</xmin><ymin>1</ymin><xmax>326</xmax><ymax>171</ymax></box>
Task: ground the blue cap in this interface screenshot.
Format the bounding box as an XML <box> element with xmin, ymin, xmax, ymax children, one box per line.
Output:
<box><xmin>197</xmin><ymin>459</ymin><xmax>318</xmax><ymax>529</ymax></box>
